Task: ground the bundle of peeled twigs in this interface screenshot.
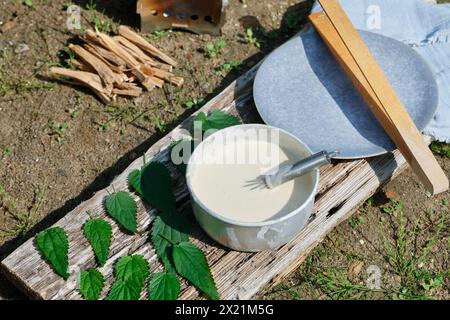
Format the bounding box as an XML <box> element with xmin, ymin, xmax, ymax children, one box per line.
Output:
<box><xmin>50</xmin><ymin>26</ymin><xmax>183</xmax><ymax>103</ymax></box>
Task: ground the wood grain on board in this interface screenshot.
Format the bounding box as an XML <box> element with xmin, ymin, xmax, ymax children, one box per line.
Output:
<box><xmin>1</xmin><ymin>60</ymin><xmax>408</xmax><ymax>299</ymax></box>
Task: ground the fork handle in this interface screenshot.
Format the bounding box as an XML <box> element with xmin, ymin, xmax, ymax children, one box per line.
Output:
<box><xmin>284</xmin><ymin>150</ymin><xmax>337</xmax><ymax>180</ymax></box>
<box><xmin>266</xmin><ymin>151</ymin><xmax>338</xmax><ymax>188</ymax></box>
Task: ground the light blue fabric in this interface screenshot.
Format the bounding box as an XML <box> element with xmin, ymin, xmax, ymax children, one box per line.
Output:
<box><xmin>311</xmin><ymin>0</ymin><xmax>450</xmax><ymax>142</ymax></box>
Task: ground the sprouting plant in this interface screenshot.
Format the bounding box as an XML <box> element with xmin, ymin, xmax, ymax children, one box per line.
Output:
<box><xmin>348</xmin><ymin>215</ymin><xmax>366</xmax><ymax>229</ymax></box>
<box><xmin>152</xmin><ymin>114</ymin><xmax>166</xmax><ymax>133</ymax></box>
<box><xmin>0</xmin><ymin>48</ymin><xmax>7</xmax><ymax>59</ymax></box>
<box><xmin>93</xmin><ymin>17</ymin><xmax>111</xmax><ymax>33</ymax></box>
<box><xmin>244</xmin><ymin>28</ymin><xmax>261</xmax><ymax>49</ymax></box>
<box><xmin>183</xmin><ymin>97</ymin><xmax>205</xmax><ymax>109</ymax></box>
<box><xmin>204</xmin><ymin>39</ymin><xmax>226</xmax><ymax>58</ymax></box>
<box><xmin>2</xmin><ymin>146</ymin><xmax>11</xmax><ymax>158</ymax></box>
<box><xmin>23</xmin><ymin>0</ymin><xmax>33</xmax><ymax>9</ymax></box>
<box><xmin>67</xmin><ymin>108</ymin><xmax>78</xmax><ymax>119</ymax></box>
<box><xmin>94</xmin><ymin>103</ymin><xmax>141</xmax><ymax>133</ymax></box>
<box><xmin>215</xmin><ymin>60</ymin><xmax>243</xmax><ymax>76</ymax></box>
<box><xmin>430</xmin><ymin>141</ymin><xmax>450</xmax><ymax>158</ymax></box>
<box><xmin>149</xmin><ymin>29</ymin><xmax>172</xmax><ymax>40</ymax></box>
<box><xmin>86</xmin><ymin>0</ymin><xmax>96</xmax><ymax>11</ymax></box>
<box><xmin>0</xmin><ymin>183</ymin><xmax>47</xmax><ymax>240</ymax></box>
<box><xmin>382</xmin><ymin>199</ymin><xmax>403</xmax><ymax>216</ymax></box>
<box><xmin>379</xmin><ymin>199</ymin><xmax>448</xmax><ymax>299</ymax></box>
<box><xmin>48</xmin><ymin>122</ymin><xmax>69</xmax><ymax>142</ymax></box>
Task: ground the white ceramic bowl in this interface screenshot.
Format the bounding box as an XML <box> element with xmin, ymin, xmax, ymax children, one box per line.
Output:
<box><xmin>186</xmin><ymin>124</ymin><xmax>319</xmax><ymax>252</ymax></box>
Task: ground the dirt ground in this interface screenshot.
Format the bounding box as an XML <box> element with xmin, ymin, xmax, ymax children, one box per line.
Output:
<box><xmin>0</xmin><ymin>0</ymin><xmax>448</xmax><ymax>300</ymax></box>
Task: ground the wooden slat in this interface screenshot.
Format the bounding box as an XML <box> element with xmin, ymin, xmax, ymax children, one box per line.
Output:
<box><xmin>1</xmin><ymin>58</ymin><xmax>408</xmax><ymax>299</ymax></box>
<box><xmin>316</xmin><ymin>0</ymin><xmax>448</xmax><ymax>195</ymax></box>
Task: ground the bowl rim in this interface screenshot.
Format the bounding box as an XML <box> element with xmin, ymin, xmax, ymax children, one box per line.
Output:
<box><xmin>185</xmin><ymin>123</ymin><xmax>320</xmax><ymax>227</ymax></box>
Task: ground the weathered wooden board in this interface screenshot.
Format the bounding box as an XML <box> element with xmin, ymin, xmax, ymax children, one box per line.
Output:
<box><xmin>0</xmin><ymin>55</ymin><xmax>408</xmax><ymax>300</ymax></box>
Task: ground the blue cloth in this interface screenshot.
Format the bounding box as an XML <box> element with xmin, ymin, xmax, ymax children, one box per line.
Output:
<box><xmin>311</xmin><ymin>0</ymin><xmax>450</xmax><ymax>142</ymax></box>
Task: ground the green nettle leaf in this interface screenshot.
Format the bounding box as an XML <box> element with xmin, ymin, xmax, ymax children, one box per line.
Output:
<box><xmin>104</xmin><ymin>191</ymin><xmax>137</xmax><ymax>233</ymax></box>
<box><xmin>128</xmin><ymin>169</ymin><xmax>143</xmax><ymax>196</ymax></box>
<box><xmin>141</xmin><ymin>162</ymin><xmax>176</xmax><ymax>214</ymax></box>
<box><xmin>149</xmin><ymin>272</ymin><xmax>180</xmax><ymax>300</ymax></box>
<box><xmin>107</xmin><ymin>255</ymin><xmax>149</xmax><ymax>300</ymax></box>
<box><xmin>115</xmin><ymin>255</ymin><xmax>149</xmax><ymax>284</ymax></box>
<box><xmin>194</xmin><ymin>110</ymin><xmax>241</xmax><ymax>132</ymax></box>
<box><xmin>151</xmin><ymin>212</ymin><xmax>189</xmax><ymax>272</ymax></box>
<box><xmin>83</xmin><ymin>218</ymin><xmax>112</xmax><ymax>267</ymax></box>
<box><xmin>79</xmin><ymin>268</ymin><xmax>105</xmax><ymax>300</ymax></box>
<box><xmin>107</xmin><ymin>280</ymin><xmax>141</xmax><ymax>300</ymax></box>
<box><xmin>173</xmin><ymin>242</ymin><xmax>219</xmax><ymax>300</ymax></box>
<box><xmin>35</xmin><ymin>227</ymin><xmax>69</xmax><ymax>279</ymax></box>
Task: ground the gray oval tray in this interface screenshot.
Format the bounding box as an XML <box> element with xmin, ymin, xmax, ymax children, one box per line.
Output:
<box><xmin>253</xmin><ymin>30</ymin><xmax>438</xmax><ymax>159</ymax></box>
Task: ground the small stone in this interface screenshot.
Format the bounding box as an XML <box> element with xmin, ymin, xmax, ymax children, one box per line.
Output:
<box><xmin>348</xmin><ymin>260</ymin><xmax>364</xmax><ymax>278</ymax></box>
<box><xmin>14</xmin><ymin>43</ymin><xmax>29</xmax><ymax>54</ymax></box>
<box><xmin>385</xmin><ymin>190</ymin><xmax>401</xmax><ymax>200</ymax></box>
<box><xmin>1</xmin><ymin>20</ymin><xmax>17</xmax><ymax>33</ymax></box>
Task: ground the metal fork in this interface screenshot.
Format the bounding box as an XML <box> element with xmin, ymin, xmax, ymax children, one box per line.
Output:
<box><xmin>245</xmin><ymin>151</ymin><xmax>339</xmax><ymax>190</ymax></box>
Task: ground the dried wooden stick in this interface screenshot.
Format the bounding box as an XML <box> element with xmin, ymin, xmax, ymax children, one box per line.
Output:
<box><xmin>70</xmin><ymin>59</ymin><xmax>95</xmax><ymax>73</ymax></box>
<box><xmin>84</xmin><ymin>43</ymin><xmax>126</xmax><ymax>68</ymax></box>
<box><xmin>93</xmin><ymin>30</ymin><xmax>156</xmax><ymax>91</ymax></box>
<box><xmin>50</xmin><ymin>67</ymin><xmax>110</xmax><ymax>103</ymax></box>
<box><xmin>112</xmin><ymin>87</ymin><xmax>143</xmax><ymax>97</ymax></box>
<box><xmin>118</xmin><ymin>25</ymin><xmax>178</xmax><ymax>67</ymax></box>
<box><xmin>148</xmin><ymin>67</ymin><xmax>184</xmax><ymax>87</ymax></box>
<box><xmin>115</xmin><ymin>38</ymin><xmax>173</xmax><ymax>72</ymax></box>
<box><xmin>139</xmin><ymin>65</ymin><xmax>165</xmax><ymax>88</ymax></box>
<box><xmin>83</xmin><ymin>44</ymin><xmax>129</xmax><ymax>83</ymax></box>
<box><xmin>114</xmin><ymin>36</ymin><xmax>156</xmax><ymax>65</ymax></box>
<box><xmin>69</xmin><ymin>44</ymin><xmax>118</xmax><ymax>93</ymax></box>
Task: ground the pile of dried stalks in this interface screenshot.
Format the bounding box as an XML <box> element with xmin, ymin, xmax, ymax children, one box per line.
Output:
<box><xmin>50</xmin><ymin>26</ymin><xmax>183</xmax><ymax>103</ymax></box>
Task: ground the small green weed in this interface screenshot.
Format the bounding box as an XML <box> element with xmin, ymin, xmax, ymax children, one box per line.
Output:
<box><xmin>149</xmin><ymin>29</ymin><xmax>172</xmax><ymax>40</ymax></box>
<box><xmin>215</xmin><ymin>60</ymin><xmax>243</xmax><ymax>76</ymax></box>
<box><xmin>94</xmin><ymin>104</ymin><xmax>140</xmax><ymax>132</ymax></box>
<box><xmin>86</xmin><ymin>0</ymin><xmax>96</xmax><ymax>11</ymax></box>
<box><xmin>0</xmin><ymin>184</ymin><xmax>47</xmax><ymax>240</ymax></box>
<box><xmin>430</xmin><ymin>141</ymin><xmax>450</xmax><ymax>158</ymax></box>
<box><xmin>48</xmin><ymin>122</ymin><xmax>69</xmax><ymax>142</ymax></box>
<box><xmin>348</xmin><ymin>215</ymin><xmax>366</xmax><ymax>229</ymax></box>
<box><xmin>204</xmin><ymin>39</ymin><xmax>226</xmax><ymax>58</ymax></box>
<box><xmin>93</xmin><ymin>17</ymin><xmax>111</xmax><ymax>33</ymax></box>
<box><xmin>23</xmin><ymin>0</ymin><xmax>33</xmax><ymax>9</ymax></box>
<box><xmin>380</xmin><ymin>199</ymin><xmax>447</xmax><ymax>299</ymax></box>
<box><xmin>2</xmin><ymin>146</ymin><xmax>11</xmax><ymax>158</ymax></box>
<box><xmin>183</xmin><ymin>97</ymin><xmax>205</xmax><ymax>109</ymax></box>
<box><xmin>244</xmin><ymin>28</ymin><xmax>261</xmax><ymax>49</ymax></box>
<box><xmin>152</xmin><ymin>113</ymin><xmax>166</xmax><ymax>133</ymax></box>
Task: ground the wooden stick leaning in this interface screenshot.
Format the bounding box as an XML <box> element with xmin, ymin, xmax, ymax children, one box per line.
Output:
<box><xmin>313</xmin><ymin>0</ymin><xmax>449</xmax><ymax>195</ymax></box>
